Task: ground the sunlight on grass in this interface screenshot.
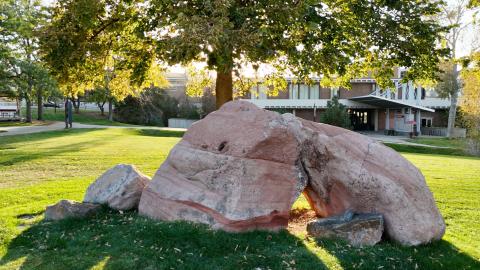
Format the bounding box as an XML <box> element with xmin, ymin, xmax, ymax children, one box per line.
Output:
<box><xmin>0</xmin><ymin>130</ymin><xmax>479</xmax><ymax>269</ymax></box>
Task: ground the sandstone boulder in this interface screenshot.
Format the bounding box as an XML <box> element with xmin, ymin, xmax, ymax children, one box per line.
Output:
<box><xmin>139</xmin><ymin>101</ymin><xmax>445</xmax><ymax>245</ymax></box>
<box><xmin>84</xmin><ymin>164</ymin><xmax>150</xmax><ymax>210</ymax></box>
<box><xmin>139</xmin><ymin>101</ymin><xmax>306</xmax><ymax>231</ymax></box>
<box><xmin>45</xmin><ymin>200</ymin><xmax>101</xmax><ymax>221</ymax></box>
<box><xmin>290</xmin><ymin>117</ymin><xmax>446</xmax><ymax>246</ymax></box>
<box><xmin>306</xmin><ymin>210</ymin><xmax>384</xmax><ymax>247</ymax></box>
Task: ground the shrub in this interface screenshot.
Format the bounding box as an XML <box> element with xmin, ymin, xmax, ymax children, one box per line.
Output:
<box><xmin>114</xmin><ymin>88</ymin><xmax>177</xmax><ymax>126</ymax></box>
<box><xmin>320</xmin><ymin>96</ymin><xmax>352</xmax><ymax>129</ymax></box>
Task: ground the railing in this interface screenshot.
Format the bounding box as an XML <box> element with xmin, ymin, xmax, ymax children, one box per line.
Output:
<box><xmin>421</xmin><ymin>127</ymin><xmax>466</xmax><ymax>138</ymax></box>
<box><xmin>245</xmin><ymin>99</ymin><xmax>375</xmax><ymax>109</ymax></box>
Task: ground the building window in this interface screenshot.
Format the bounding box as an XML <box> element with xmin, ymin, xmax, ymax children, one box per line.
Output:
<box><xmin>288</xmin><ymin>82</ymin><xmax>298</xmax><ymax>99</ymax></box>
<box><xmin>331</xmin><ymin>87</ymin><xmax>339</xmax><ymax>98</ymax></box>
<box><xmin>299</xmin><ymin>84</ymin><xmax>309</xmax><ymax>99</ymax></box>
<box><xmin>421</xmin><ymin>118</ymin><xmax>433</xmax><ymax>127</ymax></box>
<box><xmin>310</xmin><ymin>83</ymin><xmax>320</xmax><ymax>99</ymax></box>
<box><xmin>258</xmin><ymin>85</ymin><xmax>267</xmax><ymax>100</ymax></box>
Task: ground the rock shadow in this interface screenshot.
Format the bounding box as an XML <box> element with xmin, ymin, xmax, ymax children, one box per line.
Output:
<box><xmin>315</xmin><ymin>237</ymin><xmax>480</xmax><ymax>269</ymax></box>
<box><xmin>0</xmin><ymin>210</ymin><xmax>329</xmax><ymax>269</ymax></box>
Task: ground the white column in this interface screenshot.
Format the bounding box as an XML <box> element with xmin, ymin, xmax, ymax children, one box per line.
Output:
<box><xmin>293</xmin><ymin>109</ymin><xmax>296</xmax><ymax>116</ymax></box>
<box><xmin>386</xmin><ymin>108</ymin><xmax>390</xmax><ymax>131</ymax></box>
<box><xmin>374</xmin><ymin>109</ymin><xmax>379</xmax><ymax>131</ymax></box>
<box><xmin>416</xmin><ymin>110</ymin><xmax>421</xmax><ymax>135</ymax></box>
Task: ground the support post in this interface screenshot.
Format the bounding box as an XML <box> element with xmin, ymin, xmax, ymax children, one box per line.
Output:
<box><xmin>416</xmin><ymin>110</ymin><xmax>421</xmax><ymax>135</ymax></box>
<box><xmin>374</xmin><ymin>109</ymin><xmax>379</xmax><ymax>132</ymax></box>
<box><xmin>386</xmin><ymin>108</ymin><xmax>390</xmax><ymax>133</ymax></box>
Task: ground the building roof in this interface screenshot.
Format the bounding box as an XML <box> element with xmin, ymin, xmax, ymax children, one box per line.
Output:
<box><xmin>349</xmin><ymin>95</ymin><xmax>435</xmax><ymax>112</ymax></box>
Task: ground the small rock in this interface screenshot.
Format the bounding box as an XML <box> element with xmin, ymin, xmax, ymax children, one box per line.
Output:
<box><xmin>84</xmin><ymin>164</ymin><xmax>150</xmax><ymax>210</ymax></box>
<box><xmin>45</xmin><ymin>200</ymin><xmax>102</xmax><ymax>221</ymax></box>
<box><xmin>307</xmin><ymin>212</ymin><xmax>384</xmax><ymax>247</ymax></box>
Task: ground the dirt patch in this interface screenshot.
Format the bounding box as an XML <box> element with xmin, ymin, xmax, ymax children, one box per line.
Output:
<box><xmin>288</xmin><ymin>208</ymin><xmax>317</xmax><ymax>234</ymax></box>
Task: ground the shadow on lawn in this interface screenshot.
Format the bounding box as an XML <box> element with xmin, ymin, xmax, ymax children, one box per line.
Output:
<box><xmin>0</xmin><ymin>137</ymin><xmax>107</xmax><ymax>167</ymax></box>
<box><xmin>318</xmin><ymin>238</ymin><xmax>480</xmax><ymax>269</ymax></box>
<box><xmin>0</xmin><ymin>129</ymin><xmax>102</xmax><ymax>149</ymax></box>
<box><xmin>0</xmin><ymin>210</ymin><xmax>328</xmax><ymax>270</ymax></box>
<box><xmin>2</xmin><ymin>211</ymin><xmax>479</xmax><ymax>270</ymax></box>
<box><xmin>134</xmin><ymin>129</ymin><xmax>185</xmax><ymax>138</ymax></box>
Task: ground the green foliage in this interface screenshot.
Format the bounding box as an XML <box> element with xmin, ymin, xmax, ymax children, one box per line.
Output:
<box><xmin>0</xmin><ymin>0</ymin><xmax>58</xmax><ymax>120</ymax></box>
<box><xmin>114</xmin><ymin>87</ymin><xmax>191</xmax><ymax>126</ymax></box>
<box><xmin>460</xmin><ymin>53</ymin><xmax>480</xmax><ymax>138</ymax></box>
<box><xmin>186</xmin><ymin>66</ymin><xmax>214</xmax><ymax>98</ymax></box>
<box><xmin>320</xmin><ymin>96</ymin><xmax>351</xmax><ymax>129</ymax></box>
<box><xmin>177</xmin><ymin>101</ymin><xmax>200</xmax><ymax>120</ymax></box>
<box><xmin>148</xmin><ymin>0</ymin><xmax>447</xmax><ymax>85</ymax></box>
<box><xmin>436</xmin><ymin>61</ymin><xmax>461</xmax><ymax>99</ymax></box>
<box><xmin>41</xmin><ymin>0</ymin><xmax>448</xmax><ymax>104</ymax></box>
<box><xmin>85</xmin><ymin>87</ymin><xmax>109</xmax><ymax>114</ymax></box>
<box><xmin>200</xmin><ymin>88</ymin><xmax>216</xmax><ymax>118</ymax></box>
<box><xmin>469</xmin><ymin>0</ymin><xmax>480</xmax><ymax>7</ymax></box>
<box><xmin>40</xmin><ymin>0</ymin><xmax>169</xmax><ymax>104</ymax></box>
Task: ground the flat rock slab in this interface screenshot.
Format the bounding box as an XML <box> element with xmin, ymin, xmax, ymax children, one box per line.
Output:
<box><xmin>84</xmin><ymin>164</ymin><xmax>150</xmax><ymax>210</ymax></box>
<box><xmin>307</xmin><ymin>211</ymin><xmax>384</xmax><ymax>247</ymax></box>
<box><xmin>45</xmin><ymin>200</ymin><xmax>102</xmax><ymax>221</ymax></box>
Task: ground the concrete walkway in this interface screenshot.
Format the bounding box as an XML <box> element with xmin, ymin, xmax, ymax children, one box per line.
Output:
<box><xmin>360</xmin><ymin>132</ymin><xmax>451</xmax><ymax>148</ymax></box>
<box><xmin>0</xmin><ymin>121</ymin><xmax>186</xmax><ymax>137</ymax></box>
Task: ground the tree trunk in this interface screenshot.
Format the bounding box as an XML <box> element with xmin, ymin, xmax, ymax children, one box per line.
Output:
<box><xmin>98</xmin><ymin>103</ymin><xmax>105</xmax><ymax>116</ymax></box>
<box><xmin>16</xmin><ymin>97</ymin><xmax>21</xmax><ymax>118</ymax></box>
<box><xmin>215</xmin><ymin>69</ymin><xmax>233</xmax><ymax>109</ymax></box>
<box><xmin>447</xmin><ymin>64</ymin><xmax>459</xmax><ymax>138</ymax></box>
<box><xmin>108</xmin><ymin>98</ymin><xmax>113</xmax><ymax>121</ymax></box>
<box><xmin>25</xmin><ymin>96</ymin><xmax>32</xmax><ymax>123</ymax></box>
<box><xmin>37</xmin><ymin>90</ymin><xmax>43</xmax><ymax>121</ymax></box>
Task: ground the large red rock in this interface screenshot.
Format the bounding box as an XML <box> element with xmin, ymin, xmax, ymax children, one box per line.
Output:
<box><xmin>139</xmin><ymin>101</ymin><xmax>306</xmax><ymax>231</ymax></box>
<box><xmin>290</xmin><ymin>118</ymin><xmax>446</xmax><ymax>246</ymax></box>
<box><xmin>139</xmin><ymin>101</ymin><xmax>445</xmax><ymax>245</ymax></box>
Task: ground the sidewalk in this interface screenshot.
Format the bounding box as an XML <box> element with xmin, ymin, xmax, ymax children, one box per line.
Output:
<box><xmin>362</xmin><ymin>132</ymin><xmax>451</xmax><ymax>148</ymax></box>
<box><xmin>0</xmin><ymin>121</ymin><xmax>186</xmax><ymax>137</ymax></box>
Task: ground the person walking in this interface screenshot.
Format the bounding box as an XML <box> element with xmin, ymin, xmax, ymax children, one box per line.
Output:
<box><xmin>64</xmin><ymin>99</ymin><xmax>73</xmax><ymax>128</ymax></box>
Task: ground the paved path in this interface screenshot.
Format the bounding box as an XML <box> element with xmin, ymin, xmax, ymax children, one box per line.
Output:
<box><xmin>0</xmin><ymin>121</ymin><xmax>186</xmax><ymax>137</ymax></box>
<box><xmin>360</xmin><ymin>132</ymin><xmax>451</xmax><ymax>148</ymax></box>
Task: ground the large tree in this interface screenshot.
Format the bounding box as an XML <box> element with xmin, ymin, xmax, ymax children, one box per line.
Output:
<box><xmin>41</xmin><ymin>0</ymin><xmax>448</xmax><ymax>109</ymax></box>
<box><xmin>460</xmin><ymin>53</ymin><xmax>480</xmax><ymax>139</ymax></box>
<box><xmin>0</xmin><ymin>0</ymin><xmax>56</xmax><ymax>122</ymax></box>
<box><xmin>41</xmin><ymin>0</ymin><xmax>168</xmax><ymax>121</ymax></box>
<box><xmin>143</xmin><ymin>0</ymin><xmax>448</xmax><ymax>108</ymax></box>
<box><xmin>439</xmin><ymin>0</ymin><xmax>479</xmax><ymax>138</ymax></box>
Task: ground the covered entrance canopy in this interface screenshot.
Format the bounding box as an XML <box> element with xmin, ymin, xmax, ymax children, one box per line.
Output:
<box><xmin>349</xmin><ymin>95</ymin><xmax>435</xmax><ymax>112</ymax></box>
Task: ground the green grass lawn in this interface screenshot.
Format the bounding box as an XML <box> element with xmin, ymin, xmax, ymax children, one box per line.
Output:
<box><xmin>0</xmin><ymin>129</ymin><xmax>479</xmax><ymax>269</ymax></box>
<box><xmin>407</xmin><ymin>137</ymin><xmax>468</xmax><ymax>150</ymax></box>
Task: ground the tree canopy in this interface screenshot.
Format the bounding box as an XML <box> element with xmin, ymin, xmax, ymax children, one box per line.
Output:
<box><xmin>0</xmin><ymin>0</ymin><xmax>58</xmax><ymax>121</ymax></box>
<box><xmin>40</xmin><ymin>0</ymin><xmax>168</xmax><ymax>104</ymax></box>
<box><xmin>41</xmin><ymin>0</ymin><xmax>449</xmax><ymax>108</ymax></box>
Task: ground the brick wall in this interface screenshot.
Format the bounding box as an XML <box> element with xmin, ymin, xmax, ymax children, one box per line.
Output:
<box><xmin>338</xmin><ymin>83</ymin><xmax>374</xmax><ymax>98</ymax></box>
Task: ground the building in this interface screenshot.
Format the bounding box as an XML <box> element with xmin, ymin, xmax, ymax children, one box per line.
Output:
<box><xmin>0</xmin><ymin>97</ymin><xmax>19</xmax><ymax>121</ymax></box>
<box><xmin>161</xmin><ymin>69</ymin><xmax>453</xmax><ymax>136</ymax></box>
<box><xmin>244</xmin><ymin>70</ymin><xmax>451</xmax><ymax>135</ymax></box>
